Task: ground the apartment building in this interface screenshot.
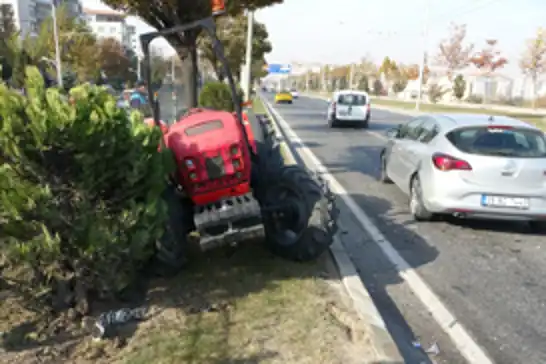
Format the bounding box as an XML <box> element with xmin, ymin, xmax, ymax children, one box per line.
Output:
<box><xmin>0</xmin><ymin>0</ymin><xmax>38</xmax><ymax>37</ymax></box>
<box><xmin>83</xmin><ymin>8</ymin><xmax>137</xmax><ymax>54</ymax></box>
<box><xmin>35</xmin><ymin>0</ymin><xmax>83</xmax><ymax>25</ymax></box>
<box><xmin>0</xmin><ymin>0</ymin><xmax>82</xmax><ymax>37</ymax></box>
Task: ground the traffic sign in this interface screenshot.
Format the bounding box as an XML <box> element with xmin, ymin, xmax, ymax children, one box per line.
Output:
<box><xmin>267</xmin><ymin>64</ymin><xmax>292</xmax><ymax>74</ymax></box>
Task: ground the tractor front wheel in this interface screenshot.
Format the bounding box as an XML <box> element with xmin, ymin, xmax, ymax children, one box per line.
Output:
<box><xmin>152</xmin><ymin>185</ymin><xmax>192</xmax><ymax>276</ymax></box>
<box><xmin>261</xmin><ymin>165</ymin><xmax>338</xmax><ymax>261</ymax></box>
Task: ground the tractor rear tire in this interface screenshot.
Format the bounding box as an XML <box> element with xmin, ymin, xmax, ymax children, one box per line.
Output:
<box><xmin>260</xmin><ymin>165</ymin><xmax>338</xmax><ymax>261</ymax></box>
<box><xmin>152</xmin><ymin>185</ymin><xmax>192</xmax><ymax>276</ymax></box>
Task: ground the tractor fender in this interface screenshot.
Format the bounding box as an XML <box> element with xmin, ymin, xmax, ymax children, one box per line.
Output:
<box><xmin>144</xmin><ymin>118</ymin><xmax>169</xmax><ymax>134</ymax></box>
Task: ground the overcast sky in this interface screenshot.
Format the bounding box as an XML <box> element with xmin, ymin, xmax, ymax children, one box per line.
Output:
<box><xmin>83</xmin><ymin>0</ymin><xmax>546</xmax><ymax>76</ymax></box>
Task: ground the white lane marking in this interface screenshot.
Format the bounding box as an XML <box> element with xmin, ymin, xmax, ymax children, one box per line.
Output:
<box><xmin>264</xmin><ymin>99</ymin><xmax>494</xmax><ymax>364</ymax></box>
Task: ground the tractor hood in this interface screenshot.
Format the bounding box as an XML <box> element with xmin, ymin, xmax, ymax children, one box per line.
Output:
<box><xmin>165</xmin><ymin>110</ymin><xmax>243</xmax><ymax>154</ymax></box>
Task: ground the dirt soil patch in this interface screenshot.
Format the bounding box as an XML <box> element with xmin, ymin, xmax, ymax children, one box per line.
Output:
<box><xmin>0</xmin><ymin>243</ymin><xmax>379</xmax><ymax>364</ymax></box>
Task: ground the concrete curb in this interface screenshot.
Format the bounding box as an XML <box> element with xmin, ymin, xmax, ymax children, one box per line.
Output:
<box><xmin>260</xmin><ymin>96</ymin><xmax>404</xmax><ymax>362</ymax></box>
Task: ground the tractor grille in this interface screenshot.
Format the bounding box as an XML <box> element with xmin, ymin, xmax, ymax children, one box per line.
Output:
<box><xmin>205</xmin><ymin>155</ymin><xmax>225</xmax><ymax>179</ymax></box>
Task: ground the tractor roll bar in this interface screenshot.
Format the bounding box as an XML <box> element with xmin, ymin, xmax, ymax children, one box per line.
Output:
<box><xmin>139</xmin><ymin>17</ymin><xmax>254</xmax><ymax>158</ymax></box>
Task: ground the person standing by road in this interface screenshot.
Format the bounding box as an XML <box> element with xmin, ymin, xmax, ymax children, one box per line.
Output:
<box><xmin>129</xmin><ymin>81</ymin><xmax>148</xmax><ymax>108</ymax></box>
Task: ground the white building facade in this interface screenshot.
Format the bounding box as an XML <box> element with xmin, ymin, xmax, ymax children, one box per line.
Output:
<box><xmin>0</xmin><ymin>0</ymin><xmax>38</xmax><ymax>37</ymax></box>
<box><xmin>83</xmin><ymin>8</ymin><xmax>137</xmax><ymax>54</ymax></box>
<box><xmin>0</xmin><ymin>0</ymin><xmax>82</xmax><ymax>37</ymax></box>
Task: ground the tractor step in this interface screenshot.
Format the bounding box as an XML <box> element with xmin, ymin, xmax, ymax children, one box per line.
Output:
<box><xmin>192</xmin><ymin>193</ymin><xmax>264</xmax><ymax>251</ymax></box>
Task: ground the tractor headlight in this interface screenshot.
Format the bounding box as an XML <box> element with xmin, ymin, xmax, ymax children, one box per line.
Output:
<box><xmin>185</xmin><ymin>159</ymin><xmax>195</xmax><ymax>168</ymax></box>
<box><xmin>233</xmin><ymin>159</ymin><xmax>241</xmax><ymax>169</ymax></box>
<box><xmin>189</xmin><ymin>172</ymin><xmax>197</xmax><ymax>180</ymax></box>
<box><xmin>230</xmin><ymin>145</ymin><xmax>239</xmax><ymax>156</ymax></box>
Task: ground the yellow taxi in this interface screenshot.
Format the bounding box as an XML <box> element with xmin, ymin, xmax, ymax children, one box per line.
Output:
<box><xmin>274</xmin><ymin>90</ymin><xmax>293</xmax><ymax>104</ymax></box>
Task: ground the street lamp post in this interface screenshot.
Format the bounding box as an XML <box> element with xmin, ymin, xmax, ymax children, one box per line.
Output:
<box><xmin>51</xmin><ymin>0</ymin><xmax>63</xmax><ymax>88</ymax></box>
<box><xmin>415</xmin><ymin>0</ymin><xmax>430</xmax><ymax>111</ymax></box>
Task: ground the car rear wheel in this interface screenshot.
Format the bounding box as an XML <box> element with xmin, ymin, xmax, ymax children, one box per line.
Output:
<box><xmin>409</xmin><ymin>176</ymin><xmax>434</xmax><ymax>221</ymax></box>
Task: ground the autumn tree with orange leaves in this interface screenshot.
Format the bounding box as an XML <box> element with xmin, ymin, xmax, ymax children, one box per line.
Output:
<box><xmin>435</xmin><ymin>23</ymin><xmax>474</xmax><ymax>79</ymax></box>
<box><xmin>470</xmin><ymin>39</ymin><xmax>507</xmax><ymax>103</ymax></box>
<box><xmin>402</xmin><ymin>64</ymin><xmax>430</xmax><ymax>82</ymax></box>
<box><xmin>520</xmin><ymin>28</ymin><xmax>546</xmax><ymax>108</ymax></box>
<box><xmin>97</xmin><ymin>37</ymin><xmax>136</xmax><ymax>89</ymax></box>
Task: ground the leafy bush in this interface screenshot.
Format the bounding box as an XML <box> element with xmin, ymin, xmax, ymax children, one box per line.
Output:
<box><xmin>466</xmin><ymin>94</ymin><xmax>483</xmax><ymax>104</ymax></box>
<box><xmin>428</xmin><ymin>83</ymin><xmax>447</xmax><ymax>103</ymax></box>
<box><xmin>0</xmin><ymin>67</ymin><xmax>173</xmax><ymax>311</ymax></box>
<box><xmin>198</xmin><ymin>81</ymin><xmax>244</xmax><ymax>112</ymax></box>
<box><xmin>372</xmin><ymin>79</ymin><xmax>383</xmax><ymax>96</ymax></box>
<box><xmin>357</xmin><ymin>76</ymin><xmax>369</xmax><ymax>92</ymax></box>
<box><xmin>392</xmin><ymin>79</ymin><xmax>408</xmax><ymax>93</ymax></box>
<box><xmin>452</xmin><ymin>75</ymin><xmax>466</xmax><ymax>100</ymax></box>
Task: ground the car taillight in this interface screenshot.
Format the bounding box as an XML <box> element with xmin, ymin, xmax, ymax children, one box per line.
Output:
<box><xmin>432</xmin><ymin>153</ymin><xmax>472</xmax><ymax>171</ymax></box>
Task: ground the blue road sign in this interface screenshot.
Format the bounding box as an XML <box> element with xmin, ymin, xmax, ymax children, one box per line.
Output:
<box><xmin>267</xmin><ymin>64</ymin><xmax>292</xmax><ymax>74</ymax></box>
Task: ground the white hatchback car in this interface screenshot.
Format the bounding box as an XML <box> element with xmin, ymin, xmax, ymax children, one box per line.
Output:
<box><xmin>327</xmin><ymin>90</ymin><xmax>371</xmax><ymax>128</ymax></box>
<box><xmin>290</xmin><ymin>88</ymin><xmax>299</xmax><ymax>99</ymax></box>
<box><xmin>380</xmin><ymin>113</ymin><xmax>546</xmax><ymax>231</ymax></box>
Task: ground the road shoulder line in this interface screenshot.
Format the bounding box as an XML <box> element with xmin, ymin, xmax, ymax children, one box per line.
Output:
<box><xmin>262</xmin><ymin>96</ymin><xmax>494</xmax><ymax>364</ymax></box>
<box><xmin>261</xmin><ymin>97</ymin><xmax>404</xmax><ymax>362</ymax></box>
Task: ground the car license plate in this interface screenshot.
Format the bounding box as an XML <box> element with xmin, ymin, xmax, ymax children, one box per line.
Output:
<box><xmin>481</xmin><ymin>195</ymin><xmax>529</xmax><ymax>209</ymax></box>
<box><xmin>338</xmin><ymin>111</ymin><xmax>348</xmax><ymax>116</ymax></box>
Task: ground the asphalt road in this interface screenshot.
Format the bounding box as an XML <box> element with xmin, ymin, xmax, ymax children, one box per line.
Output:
<box><xmin>263</xmin><ymin>93</ymin><xmax>546</xmax><ymax>364</ymax></box>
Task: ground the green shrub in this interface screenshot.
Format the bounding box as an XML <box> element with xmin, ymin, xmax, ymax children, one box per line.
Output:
<box><xmin>452</xmin><ymin>74</ymin><xmax>466</xmax><ymax>100</ymax></box>
<box><xmin>372</xmin><ymin>79</ymin><xmax>383</xmax><ymax>96</ymax></box>
<box><xmin>198</xmin><ymin>81</ymin><xmax>243</xmax><ymax>112</ymax></box>
<box><xmin>466</xmin><ymin>94</ymin><xmax>483</xmax><ymax>104</ymax></box>
<box><xmin>428</xmin><ymin>83</ymin><xmax>447</xmax><ymax>103</ymax></box>
<box><xmin>392</xmin><ymin>78</ymin><xmax>408</xmax><ymax>93</ymax></box>
<box><xmin>0</xmin><ymin>67</ymin><xmax>173</xmax><ymax>310</ymax></box>
<box><xmin>357</xmin><ymin>76</ymin><xmax>369</xmax><ymax>92</ymax></box>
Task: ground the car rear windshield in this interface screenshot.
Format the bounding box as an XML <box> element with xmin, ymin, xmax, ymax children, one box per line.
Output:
<box><xmin>446</xmin><ymin>126</ymin><xmax>546</xmax><ymax>158</ymax></box>
<box><xmin>337</xmin><ymin>94</ymin><xmax>367</xmax><ymax>106</ymax></box>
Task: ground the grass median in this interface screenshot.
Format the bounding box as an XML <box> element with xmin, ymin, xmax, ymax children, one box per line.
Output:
<box><xmin>371</xmin><ymin>98</ymin><xmax>546</xmax><ymax>128</ymax></box>
<box><xmin>0</xmin><ymin>100</ymin><xmax>377</xmax><ymax>364</ymax></box>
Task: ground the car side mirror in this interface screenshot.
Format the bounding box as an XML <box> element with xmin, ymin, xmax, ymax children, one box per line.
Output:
<box><xmin>386</xmin><ymin>127</ymin><xmax>400</xmax><ymax>139</ymax></box>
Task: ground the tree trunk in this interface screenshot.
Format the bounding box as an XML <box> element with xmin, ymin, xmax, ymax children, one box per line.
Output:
<box><xmin>179</xmin><ymin>47</ymin><xmax>198</xmax><ymax>108</ymax></box>
<box><xmin>531</xmin><ymin>76</ymin><xmax>537</xmax><ymax>109</ymax></box>
<box><xmin>175</xmin><ymin>32</ymin><xmax>199</xmax><ymax>108</ymax></box>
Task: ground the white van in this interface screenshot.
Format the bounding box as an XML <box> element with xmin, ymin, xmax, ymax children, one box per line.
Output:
<box><xmin>327</xmin><ymin>90</ymin><xmax>371</xmax><ymax>128</ymax></box>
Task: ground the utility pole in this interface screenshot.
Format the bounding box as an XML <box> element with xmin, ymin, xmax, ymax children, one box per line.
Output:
<box><xmin>51</xmin><ymin>0</ymin><xmax>63</xmax><ymax>88</ymax></box>
<box><xmin>241</xmin><ymin>10</ymin><xmax>254</xmax><ymax>102</ymax></box>
<box><xmin>171</xmin><ymin>56</ymin><xmax>177</xmax><ymax>119</ymax></box>
<box><xmin>349</xmin><ymin>63</ymin><xmax>355</xmax><ymax>89</ymax></box>
<box><xmin>415</xmin><ymin>0</ymin><xmax>430</xmax><ymax>111</ymax></box>
<box><xmin>136</xmin><ymin>56</ymin><xmax>141</xmax><ymax>81</ymax></box>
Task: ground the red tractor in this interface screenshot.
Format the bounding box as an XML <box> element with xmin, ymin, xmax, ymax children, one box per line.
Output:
<box><xmin>140</xmin><ymin>17</ymin><xmax>338</xmax><ymax>272</ymax></box>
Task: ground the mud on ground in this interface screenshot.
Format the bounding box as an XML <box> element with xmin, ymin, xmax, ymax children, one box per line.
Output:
<box><xmin>0</xmin><ymin>243</ymin><xmax>379</xmax><ymax>364</ymax></box>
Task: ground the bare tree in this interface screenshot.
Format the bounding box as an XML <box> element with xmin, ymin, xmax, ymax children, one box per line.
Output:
<box><xmin>470</xmin><ymin>39</ymin><xmax>508</xmax><ymax>103</ymax></box>
<box><xmin>520</xmin><ymin>28</ymin><xmax>546</xmax><ymax>108</ymax></box>
<box><xmin>435</xmin><ymin>23</ymin><xmax>474</xmax><ymax>79</ymax></box>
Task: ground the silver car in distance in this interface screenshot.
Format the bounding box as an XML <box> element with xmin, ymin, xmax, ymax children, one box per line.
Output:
<box><xmin>379</xmin><ymin>113</ymin><xmax>546</xmax><ymax>232</ymax></box>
